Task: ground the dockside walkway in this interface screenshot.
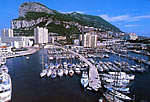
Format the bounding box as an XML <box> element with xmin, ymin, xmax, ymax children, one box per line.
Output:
<box><xmin>59</xmin><ymin>46</ymin><xmax>101</xmax><ymax>91</ymax></box>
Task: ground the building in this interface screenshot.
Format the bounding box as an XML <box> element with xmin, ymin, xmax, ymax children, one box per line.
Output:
<box><xmin>74</xmin><ymin>39</ymin><xmax>80</xmax><ymax>46</ymax></box>
<box><xmin>0</xmin><ymin>43</ymin><xmax>13</xmax><ymax>57</ymax></box>
<box><xmin>91</xmin><ymin>34</ymin><xmax>98</xmax><ymax>47</ymax></box>
<box><xmin>1</xmin><ymin>28</ymin><xmax>14</xmax><ymax>37</ymax></box>
<box><xmin>48</xmin><ymin>36</ymin><xmax>55</xmax><ymax>43</ymax></box>
<box><xmin>123</xmin><ymin>33</ymin><xmax>138</xmax><ymax>40</ymax></box>
<box><xmin>80</xmin><ymin>32</ymin><xmax>97</xmax><ymax>48</ymax></box>
<box><xmin>34</xmin><ymin>26</ymin><xmax>48</xmax><ymax>44</ymax></box>
<box><xmin>56</xmin><ymin>36</ymin><xmax>66</xmax><ymax>41</ymax></box>
<box><xmin>1</xmin><ymin>37</ymin><xmax>34</xmax><ymax>48</ymax></box>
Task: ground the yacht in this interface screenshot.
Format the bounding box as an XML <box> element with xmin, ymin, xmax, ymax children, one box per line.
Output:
<box><xmin>40</xmin><ymin>69</ymin><xmax>47</xmax><ymax>77</ymax></box>
<box><xmin>75</xmin><ymin>67</ymin><xmax>81</xmax><ymax>74</ymax></box>
<box><xmin>57</xmin><ymin>69</ymin><xmax>63</xmax><ymax>77</ymax></box>
<box><xmin>81</xmin><ymin>71</ymin><xmax>88</xmax><ymax>88</ymax></box>
<box><xmin>63</xmin><ymin>68</ymin><xmax>68</xmax><ymax>76</ymax></box>
<box><xmin>1</xmin><ymin>65</ymin><xmax>9</xmax><ymax>73</ymax></box>
<box><xmin>47</xmin><ymin>68</ymin><xmax>52</xmax><ymax>77</ymax></box>
<box><xmin>51</xmin><ymin>69</ymin><xmax>57</xmax><ymax>78</ymax></box>
<box><xmin>26</xmin><ymin>56</ymin><xmax>29</xmax><ymax>60</ymax></box>
<box><xmin>0</xmin><ymin>73</ymin><xmax>12</xmax><ymax>102</ymax></box>
<box><xmin>0</xmin><ymin>57</ymin><xmax>6</xmax><ymax>65</ymax></box>
<box><xmin>69</xmin><ymin>69</ymin><xmax>74</xmax><ymax>77</ymax></box>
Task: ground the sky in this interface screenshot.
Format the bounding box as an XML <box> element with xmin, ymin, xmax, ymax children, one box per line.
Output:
<box><xmin>0</xmin><ymin>0</ymin><xmax>150</xmax><ymax>37</ymax></box>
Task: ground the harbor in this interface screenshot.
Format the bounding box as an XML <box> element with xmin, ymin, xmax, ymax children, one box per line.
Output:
<box><xmin>2</xmin><ymin>44</ymin><xmax>149</xmax><ymax>102</ymax></box>
<box><xmin>0</xmin><ymin>1</ymin><xmax>150</xmax><ymax>102</ymax></box>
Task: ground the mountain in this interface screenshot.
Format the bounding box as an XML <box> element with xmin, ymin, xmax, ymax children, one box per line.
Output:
<box><xmin>11</xmin><ymin>2</ymin><xmax>121</xmax><ymax>36</ymax></box>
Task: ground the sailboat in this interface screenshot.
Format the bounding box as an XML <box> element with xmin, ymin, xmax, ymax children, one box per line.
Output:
<box><xmin>68</xmin><ymin>57</ymin><xmax>74</xmax><ymax>76</ymax></box>
<box><xmin>51</xmin><ymin>69</ymin><xmax>57</xmax><ymax>78</ymax></box>
<box><xmin>0</xmin><ymin>72</ymin><xmax>12</xmax><ymax>102</ymax></box>
<box><xmin>81</xmin><ymin>71</ymin><xmax>89</xmax><ymax>88</ymax></box>
<box><xmin>57</xmin><ymin>59</ymin><xmax>63</xmax><ymax>77</ymax></box>
<box><xmin>40</xmin><ymin>49</ymin><xmax>47</xmax><ymax>77</ymax></box>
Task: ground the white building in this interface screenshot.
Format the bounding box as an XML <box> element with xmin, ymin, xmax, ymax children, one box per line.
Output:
<box><xmin>80</xmin><ymin>32</ymin><xmax>97</xmax><ymax>48</ymax></box>
<box><xmin>1</xmin><ymin>28</ymin><xmax>14</xmax><ymax>37</ymax></box>
<box><xmin>1</xmin><ymin>37</ymin><xmax>34</xmax><ymax>48</ymax></box>
<box><xmin>34</xmin><ymin>26</ymin><xmax>48</xmax><ymax>44</ymax></box>
<box><xmin>123</xmin><ymin>33</ymin><xmax>138</xmax><ymax>40</ymax></box>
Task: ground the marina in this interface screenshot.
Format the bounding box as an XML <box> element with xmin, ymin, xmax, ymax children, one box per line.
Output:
<box><xmin>2</xmin><ymin>45</ymin><xmax>149</xmax><ymax>102</ymax></box>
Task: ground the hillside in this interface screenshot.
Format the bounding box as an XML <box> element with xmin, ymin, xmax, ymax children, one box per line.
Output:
<box><xmin>12</xmin><ymin>2</ymin><xmax>121</xmax><ymax>36</ymax></box>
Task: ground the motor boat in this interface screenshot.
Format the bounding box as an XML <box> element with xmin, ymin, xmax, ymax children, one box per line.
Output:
<box><xmin>0</xmin><ymin>73</ymin><xmax>12</xmax><ymax>102</ymax></box>
<box><xmin>69</xmin><ymin>69</ymin><xmax>74</xmax><ymax>77</ymax></box>
<box><xmin>81</xmin><ymin>71</ymin><xmax>88</xmax><ymax>88</ymax></box>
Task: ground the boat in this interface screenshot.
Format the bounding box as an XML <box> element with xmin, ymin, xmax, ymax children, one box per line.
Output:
<box><xmin>63</xmin><ymin>68</ymin><xmax>68</xmax><ymax>75</ymax></box>
<box><xmin>69</xmin><ymin>68</ymin><xmax>74</xmax><ymax>77</ymax></box>
<box><xmin>40</xmin><ymin>69</ymin><xmax>47</xmax><ymax>77</ymax></box>
<box><xmin>0</xmin><ymin>57</ymin><xmax>6</xmax><ymax>65</ymax></box>
<box><xmin>26</xmin><ymin>56</ymin><xmax>29</xmax><ymax>60</ymax></box>
<box><xmin>107</xmin><ymin>88</ymin><xmax>132</xmax><ymax>101</ymax></box>
<box><xmin>47</xmin><ymin>68</ymin><xmax>52</xmax><ymax>77</ymax></box>
<box><xmin>57</xmin><ymin>69</ymin><xmax>63</xmax><ymax>77</ymax></box>
<box><xmin>51</xmin><ymin>69</ymin><xmax>57</xmax><ymax>78</ymax></box>
<box><xmin>0</xmin><ymin>65</ymin><xmax>9</xmax><ymax>73</ymax></box>
<box><xmin>75</xmin><ymin>67</ymin><xmax>81</xmax><ymax>74</ymax></box>
<box><xmin>103</xmin><ymin>92</ymin><xmax>124</xmax><ymax>102</ymax></box>
<box><xmin>80</xmin><ymin>71</ymin><xmax>88</xmax><ymax>88</ymax></box>
<box><xmin>0</xmin><ymin>73</ymin><xmax>12</xmax><ymax>102</ymax></box>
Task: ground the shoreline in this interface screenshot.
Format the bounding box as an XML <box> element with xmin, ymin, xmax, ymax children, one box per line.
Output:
<box><xmin>6</xmin><ymin>47</ymin><xmax>39</xmax><ymax>59</ymax></box>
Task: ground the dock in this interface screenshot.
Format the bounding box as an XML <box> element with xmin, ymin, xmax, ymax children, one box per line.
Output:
<box><xmin>6</xmin><ymin>47</ymin><xmax>39</xmax><ymax>59</ymax></box>
<box><xmin>59</xmin><ymin>46</ymin><xmax>101</xmax><ymax>91</ymax></box>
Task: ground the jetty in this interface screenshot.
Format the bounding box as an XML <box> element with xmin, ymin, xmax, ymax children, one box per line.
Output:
<box><xmin>6</xmin><ymin>47</ymin><xmax>39</xmax><ymax>59</ymax></box>
<box><xmin>59</xmin><ymin>46</ymin><xmax>101</xmax><ymax>91</ymax></box>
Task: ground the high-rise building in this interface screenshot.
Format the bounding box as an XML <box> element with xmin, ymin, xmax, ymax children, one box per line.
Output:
<box><xmin>1</xmin><ymin>28</ymin><xmax>14</xmax><ymax>37</ymax></box>
<box><xmin>91</xmin><ymin>34</ymin><xmax>97</xmax><ymax>48</ymax></box>
<box><xmin>80</xmin><ymin>32</ymin><xmax>97</xmax><ymax>48</ymax></box>
<box><xmin>34</xmin><ymin>26</ymin><xmax>48</xmax><ymax>44</ymax></box>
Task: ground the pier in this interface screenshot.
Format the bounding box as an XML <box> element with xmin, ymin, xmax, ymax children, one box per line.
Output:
<box><xmin>59</xmin><ymin>46</ymin><xmax>101</xmax><ymax>91</ymax></box>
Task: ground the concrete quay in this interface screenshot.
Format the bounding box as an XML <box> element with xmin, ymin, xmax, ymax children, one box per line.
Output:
<box><xmin>6</xmin><ymin>47</ymin><xmax>39</xmax><ymax>59</ymax></box>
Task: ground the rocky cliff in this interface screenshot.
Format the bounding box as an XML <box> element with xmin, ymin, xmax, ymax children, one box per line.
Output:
<box><xmin>19</xmin><ymin>2</ymin><xmax>53</xmax><ymax>17</ymax></box>
<box><xmin>11</xmin><ymin>2</ymin><xmax>121</xmax><ymax>36</ymax></box>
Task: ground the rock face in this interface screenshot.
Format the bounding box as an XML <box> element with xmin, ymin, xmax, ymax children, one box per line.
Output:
<box><xmin>11</xmin><ymin>2</ymin><xmax>121</xmax><ymax>36</ymax></box>
<box><xmin>11</xmin><ymin>17</ymin><xmax>51</xmax><ymax>29</ymax></box>
<box><xmin>19</xmin><ymin>2</ymin><xmax>53</xmax><ymax>17</ymax></box>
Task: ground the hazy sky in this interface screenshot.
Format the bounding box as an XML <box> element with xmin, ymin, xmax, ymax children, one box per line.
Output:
<box><xmin>0</xmin><ymin>0</ymin><xmax>150</xmax><ymax>37</ymax></box>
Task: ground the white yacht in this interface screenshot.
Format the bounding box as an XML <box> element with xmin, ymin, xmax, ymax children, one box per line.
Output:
<box><xmin>1</xmin><ymin>65</ymin><xmax>9</xmax><ymax>73</ymax></box>
<box><xmin>0</xmin><ymin>73</ymin><xmax>12</xmax><ymax>102</ymax></box>
<box><xmin>47</xmin><ymin>68</ymin><xmax>52</xmax><ymax>77</ymax></box>
<box><xmin>63</xmin><ymin>68</ymin><xmax>68</xmax><ymax>76</ymax></box>
<box><xmin>40</xmin><ymin>69</ymin><xmax>47</xmax><ymax>77</ymax></box>
<box><xmin>75</xmin><ymin>67</ymin><xmax>80</xmax><ymax>74</ymax></box>
<box><xmin>51</xmin><ymin>69</ymin><xmax>57</xmax><ymax>78</ymax></box>
<box><xmin>26</xmin><ymin>56</ymin><xmax>29</xmax><ymax>60</ymax></box>
<box><xmin>69</xmin><ymin>69</ymin><xmax>74</xmax><ymax>77</ymax></box>
<box><xmin>0</xmin><ymin>57</ymin><xmax>6</xmax><ymax>65</ymax></box>
<box><xmin>81</xmin><ymin>71</ymin><xmax>89</xmax><ymax>88</ymax></box>
<box><xmin>57</xmin><ymin>69</ymin><xmax>63</xmax><ymax>77</ymax></box>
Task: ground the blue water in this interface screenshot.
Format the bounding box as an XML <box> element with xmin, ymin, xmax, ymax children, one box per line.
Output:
<box><xmin>6</xmin><ymin>49</ymin><xmax>150</xmax><ymax>102</ymax></box>
<box><xmin>6</xmin><ymin>49</ymin><xmax>101</xmax><ymax>102</ymax></box>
